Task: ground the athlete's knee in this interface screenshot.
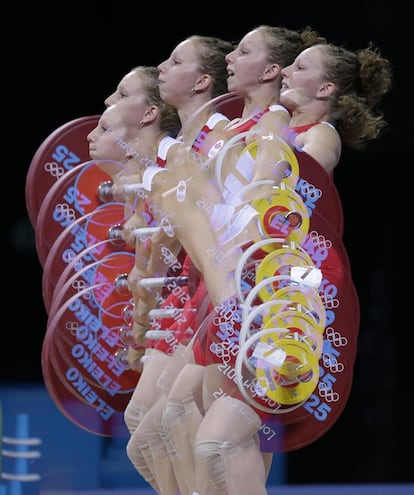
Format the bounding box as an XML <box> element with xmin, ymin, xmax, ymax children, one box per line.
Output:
<box><xmin>125</xmin><ymin>428</ymin><xmax>152</xmax><ymax>476</ymax></box>
<box><xmin>124</xmin><ymin>402</ymin><xmax>148</xmax><ymax>434</ymax></box>
<box><xmin>125</xmin><ymin>432</ymin><xmax>143</xmax><ymax>465</ymax></box>
<box><xmin>126</xmin><ymin>431</ymin><xmax>158</xmax><ymax>489</ymax></box>
<box><xmin>134</xmin><ymin>407</ymin><xmax>169</xmax><ymax>458</ymax></box>
<box><xmin>162</xmin><ymin>399</ymin><xmax>187</xmax><ymax>430</ymax></box>
<box><xmin>194</xmin><ymin>439</ymin><xmax>247</xmax><ymax>490</ymax></box>
<box><xmin>194</xmin><ymin>434</ymin><xmax>259</xmax><ymax>489</ymax></box>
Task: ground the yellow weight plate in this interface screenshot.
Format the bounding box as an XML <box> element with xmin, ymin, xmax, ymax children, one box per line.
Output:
<box><xmin>255</xmin><ymin>337</ymin><xmax>319</xmax><ymax>405</ymax></box>
<box><xmin>241</xmin><ymin>136</ymin><xmax>299</xmax><ymax>190</ymax></box>
<box><xmin>263</xmin><ymin>309</ymin><xmax>324</xmax><ymax>357</ymax></box>
<box><xmin>269</xmin><ymin>284</ymin><xmax>326</xmax><ymax>329</ymax></box>
<box><xmin>252</xmin><ymin>186</ymin><xmax>309</xmax><ymax>252</ymax></box>
<box><xmin>255</xmin><ymin>244</ymin><xmax>314</xmax><ymax>301</ymax></box>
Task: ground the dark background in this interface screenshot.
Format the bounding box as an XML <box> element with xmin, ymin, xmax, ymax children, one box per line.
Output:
<box><xmin>3</xmin><ymin>1</ymin><xmax>410</xmax><ymax>487</ymax></box>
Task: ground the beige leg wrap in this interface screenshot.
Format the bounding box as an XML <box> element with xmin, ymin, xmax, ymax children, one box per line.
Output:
<box><xmin>194</xmin><ymin>437</ymin><xmax>267</xmax><ymax>495</ymax></box>
<box><xmin>193</xmin><ymin>396</ymin><xmax>267</xmax><ymax>495</ymax></box>
<box><xmin>194</xmin><ymin>438</ymin><xmax>254</xmax><ymax>491</ymax></box>
<box><xmin>125</xmin><ymin>403</ymin><xmax>159</xmax><ymax>492</ymax></box>
<box><xmin>138</xmin><ymin>395</ymin><xmax>180</xmax><ymax>495</ymax></box>
<box><xmin>162</xmin><ymin>398</ymin><xmax>203</xmax><ymax>495</ymax></box>
<box><xmin>161</xmin><ymin>364</ymin><xmax>205</xmax><ymax>495</ymax></box>
<box><xmin>124</xmin><ymin>398</ymin><xmax>148</xmax><ymax>435</ymax></box>
<box><xmin>123</xmin><ymin>348</ymin><xmax>171</xmax><ymax>492</ymax></box>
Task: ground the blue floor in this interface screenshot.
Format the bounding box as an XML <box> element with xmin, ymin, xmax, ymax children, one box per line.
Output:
<box><xmin>37</xmin><ymin>486</ymin><xmax>414</xmax><ymax>495</ymax></box>
<box><xmin>1</xmin><ymin>384</ymin><xmax>413</xmax><ymax>495</ymax></box>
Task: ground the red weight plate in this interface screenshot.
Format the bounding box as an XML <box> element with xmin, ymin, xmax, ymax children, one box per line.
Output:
<box><xmin>45</xmin><ymin>286</ymin><xmax>138</xmax><ymax>396</ymax></box>
<box><xmin>48</xmin><ymin>251</ymin><xmax>135</xmax><ymax>320</ymax></box>
<box><xmin>25</xmin><ymin>115</ymin><xmax>99</xmax><ymax>226</ymax></box>
<box><xmin>35</xmin><ymin>160</ymin><xmax>133</xmax><ymax>266</ymax></box>
<box><xmin>42</xmin><ymin>202</ymin><xmax>134</xmax><ymax>312</ymax></box>
<box><xmin>294</xmin><ymin>150</ymin><xmax>344</xmax><ymax>238</ymax></box>
<box><xmin>42</xmin><ymin>334</ymin><xmax>134</xmax><ymax>437</ymax></box>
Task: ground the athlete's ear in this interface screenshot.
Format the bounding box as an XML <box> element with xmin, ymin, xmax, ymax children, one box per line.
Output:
<box><xmin>192</xmin><ymin>74</ymin><xmax>212</xmax><ymax>93</ymax></box>
<box><xmin>317</xmin><ymin>81</ymin><xmax>335</xmax><ymax>98</ymax></box>
<box><xmin>261</xmin><ymin>63</ymin><xmax>281</xmax><ymax>82</ymax></box>
<box><xmin>141</xmin><ymin>105</ymin><xmax>160</xmax><ymax>124</ymax></box>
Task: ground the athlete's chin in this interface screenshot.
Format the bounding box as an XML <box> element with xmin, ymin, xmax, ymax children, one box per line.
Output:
<box><xmin>159</xmin><ymin>87</ymin><xmax>170</xmax><ymax>102</ymax></box>
<box><xmin>226</xmin><ymin>78</ymin><xmax>237</xmax><ymax>93</ymax></box>
<box><xmin>280</xmin><ymin>88</ymin><xmax>307</xmax><ymax>110</ymax></box>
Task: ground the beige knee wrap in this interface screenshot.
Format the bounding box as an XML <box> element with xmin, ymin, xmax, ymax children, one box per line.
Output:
<box><xmin>194</xmin><ymin>438</ymin><xmax>256</xmax><ymax>491</ymax></box>
<box><xmin>161</xmin><ymin>399</ymin><xmax>186</xmax><ymax>459</ymax></box>
<box><xmin>124</xmin><ymin>401</ymin><xmax>148</xmax><ymax>435</ymax></box>
<box><xmin>126</xmin><ymin>428</ymin><xmax>159</xmax><ymax>489</ymax></box>
<box><xmin>124</xmin><ymin>403</ymin><xmax>161</xmax><ymax>490</ymax></box>
<box><xmin>163</xmin><ymin>398</ymin><xmax>195</xmax><ymax>427</ymax></box>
